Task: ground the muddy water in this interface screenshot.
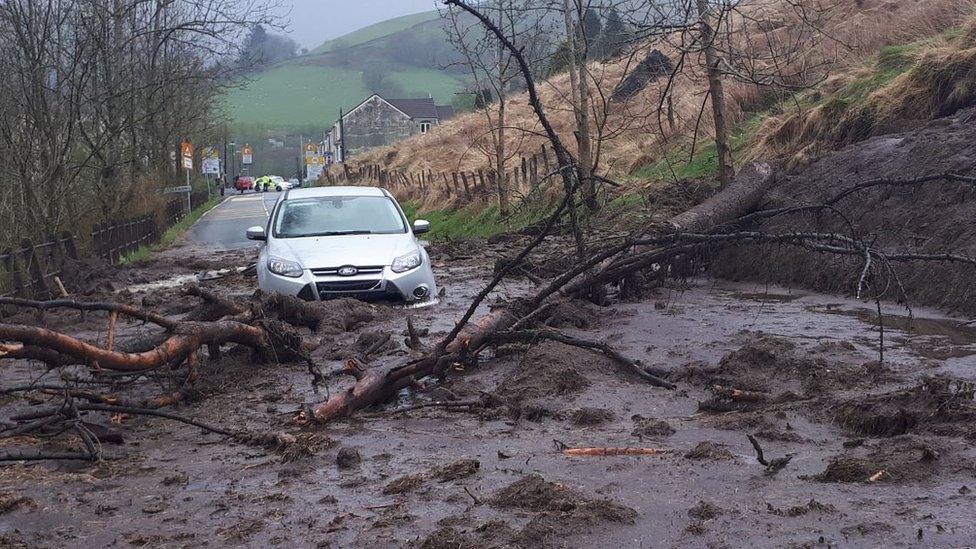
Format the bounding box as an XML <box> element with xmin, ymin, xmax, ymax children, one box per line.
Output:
<box><xmin>2</xmin><ymin>243</ymin><xmax>975</xmax><ymax>548</ymax></box>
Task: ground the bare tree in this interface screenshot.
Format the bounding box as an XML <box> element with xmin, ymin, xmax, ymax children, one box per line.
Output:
<box><xmin>444</xmin><ymin>1</ymin><xmax>526</xmax><ymax>214</ymax></box>
<box><xmin>0</xmin><ymin>0</ymin><xmax>283</xmax><ymax>246</ymax></box>
<box><xmin>696</xmin><ymin>0</ymin><xmax>734</xmax><ymax>185</ymax></box>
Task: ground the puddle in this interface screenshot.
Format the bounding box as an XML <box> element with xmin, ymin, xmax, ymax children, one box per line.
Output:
<box><xmin>810</xmin><ymin>305</ymin><xmax>976</xmax><ymax>346</ymax></box>
<box><xmin>729</xmin><ymin>291</ymin><xmax>806</xmax><ymax>303</ymax></box>
<box><xmin>394</xmin><ymin>297</ymin><xmax>440</xmax><ymax>310</ymax></box>
<box><xmin>123</xmin><ymin>267</ymin><xmax>249</xmax><ymax>293</ymax></box>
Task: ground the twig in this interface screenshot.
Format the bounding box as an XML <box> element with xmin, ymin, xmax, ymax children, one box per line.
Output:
<box><xmin>0</xmin><ymin>450</ymin><xmax>97</xmax><ymax>462</ymax></box>
<box><xmin>0</xmin><ymin>298</ymin><xmax>177</xmax><ymax>330</ymax></box>
<box><xmin>374</xmin><ymin>399</ymin><xmax>483</xmax><ymax>416</ymax></box>
<box><xmin>747</xmin><ymin>434</ymin><xmax>793</xmax><ymax>475</ymax></box>
<box><xmin>105</xmin><ymin>311</ymin><xmax>118</xmax><ymax>352</ymax></box>
<box><xmin>747</xmin><ymin>433</ymin><xmax>768</xmax><ymax>466</ymax></box>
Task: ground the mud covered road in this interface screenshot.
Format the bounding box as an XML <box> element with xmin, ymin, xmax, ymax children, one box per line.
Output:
<box><xmin>2</xmin><ymin>232</ymin><xmax>976</xmax><ymax>548</ymax></box>
<box><xmin>185</xmin><ymin>192</ymin><xmax>279</xmax><ymax>248</ymax></box>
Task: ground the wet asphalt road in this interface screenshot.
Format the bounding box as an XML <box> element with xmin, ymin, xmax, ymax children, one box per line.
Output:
<box><xmin>186</xmin><ymin>190</ymin><xmax>281</xmax><ymax>248</ymax></box>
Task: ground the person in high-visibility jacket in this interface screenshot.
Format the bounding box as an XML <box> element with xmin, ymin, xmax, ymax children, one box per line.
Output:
<box><xmin>255</xmin><ymin>175</ymin><xmax>270</xmax><ymax>192</ymax></box>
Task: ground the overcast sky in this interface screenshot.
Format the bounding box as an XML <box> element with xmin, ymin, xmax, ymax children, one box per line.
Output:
<box><xmin>283</xmin><ymin>1</ymin><xmax>441</xmax><ymax>49</ymax></box>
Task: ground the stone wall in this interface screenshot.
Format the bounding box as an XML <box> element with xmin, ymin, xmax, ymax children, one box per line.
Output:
<box><xmin>344</xmin><ymin>96</ymin><xmax>415</xmax><ymax>157</ymax></box>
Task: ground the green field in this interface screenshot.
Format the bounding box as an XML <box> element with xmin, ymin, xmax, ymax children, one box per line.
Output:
<box><xmin>311</xmin><ymin>11</ymin><xmax>440</xmax><ymax>54</ymax></box>
<box><xmin>225</xmin><ymin>64</ymin><xmax>370</xmax><ymax>128</ymax></box>
<box><xmin>225</xmin><ymin>9</ymin><xmax>465</xmax><ymax>132</ymax></box>
<box><xmin>225</xmin><ymin>63</ymin><xmax>465</xmax><ymax>129</ymax></box>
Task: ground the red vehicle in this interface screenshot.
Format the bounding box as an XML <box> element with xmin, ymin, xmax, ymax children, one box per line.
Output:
<box><xmin>233</xmin><ymin>176</ymin><xmax>254</xmax><ymax>193</ymax></box>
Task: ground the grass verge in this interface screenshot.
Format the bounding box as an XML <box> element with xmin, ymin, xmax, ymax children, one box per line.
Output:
<box><xmin>401</xmin><ymin>198</ymin><xmax>556</xmax><ymax>242</ymax></box>
<box><xmin>119</xmin><ymin>196</ymin><xmax>223</xmax><ymax>265</ymax></box>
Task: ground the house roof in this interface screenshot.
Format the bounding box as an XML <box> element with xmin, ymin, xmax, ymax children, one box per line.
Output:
<box><xmin>386</xmin><ymin>97</ymin><xmax>439</xmax><ymax>119</ymax></box>
<box><xmin>435</xmin><ymin>105</ymin><xmax>455</xmax><ymax>121</ymax></box>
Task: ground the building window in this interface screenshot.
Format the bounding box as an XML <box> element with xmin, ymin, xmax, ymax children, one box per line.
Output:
<box><xmin>420</xmin><ymin>122</ymin><xmax>431</xmax><ymax>134</ymax></box>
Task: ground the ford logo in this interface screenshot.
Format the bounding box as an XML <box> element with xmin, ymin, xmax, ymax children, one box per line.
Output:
<box><xmin>337</xmin><ymin>266</ymin><xmax>358</xmax><ymax>276</ymax></box>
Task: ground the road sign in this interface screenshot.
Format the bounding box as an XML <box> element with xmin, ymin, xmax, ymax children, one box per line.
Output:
<box><xmin>307</xmin><ymin>164</ymin><xmax>324</xmax><ymax>181</ymax></box>
<box><xmin>181</xmin><ymin>141</ymin><xmax>194</xmax><ymax>171</ymax></box>
<box><xmin>202</xmin><ymin>157</ymin><xmax>221</xmax><ymax>175</ymax></box>
<box><xmin>242</xmin><ymin>144</ymin><xmax>253</xmax><ymax>165</ymax></box>
<box><xmin>161</xmin><ymin>185</ymin><xmax>192</xmax><ymax>194</ymax></box>
<box><xmin>304</xmin><ymin>142</ymin><xmax>317</xmax><ymax>165</ymax></box>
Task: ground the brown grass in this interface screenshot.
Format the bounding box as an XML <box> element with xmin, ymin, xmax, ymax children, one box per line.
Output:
<box><xmin>335</xmin><ymin>0</ymin><xmax>976</xmax><ymax>205</ymax></box>
<box><xmin>752</xmin><ymin>15</ymin><xmax>976</xmax><ymax>169</ymax></box>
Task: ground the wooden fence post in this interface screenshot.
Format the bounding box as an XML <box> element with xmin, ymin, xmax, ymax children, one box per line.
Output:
<box><xmin>46</xmin><ymin>234</ymin><xmax>65</xmax><ymax>274</ymax></box>
<box><xmin>477</xmin><ymin>169</ymin><xmax>487</xmax><ymax>200</ymax></box>
<box><xmin>61</xmin><ymin>232</ymin><xmax>78</xmax><ymax>260</ymax></box>
<box><xmin>531</xmin><ymin>156</ymin><xmax>539</xmax><ymax>188</ymax></box>
<box><xmin>20</xmin><ymin>238</ymin><xmax>50</xmax><ymax>299</ymax></box>
<box><xmin>460</xmin><ymin>172</ymin><xmax>471</xmax><ymax>200</ymax></box>
<box><xmin>2</xmin><ymin>249</ymin><xmax>26</xmax><ymax>298</ymax></box>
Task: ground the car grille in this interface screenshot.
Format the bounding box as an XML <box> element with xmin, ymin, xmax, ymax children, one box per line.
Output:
<box><xmin>317</xmin><ymin>279</ymin><xmax>383</xmax><ymax>293</ymax></box>
<box><xmin>310</xmin><ymin>265</ymin><xmax>384</xmax><ymax>277</ymax></box>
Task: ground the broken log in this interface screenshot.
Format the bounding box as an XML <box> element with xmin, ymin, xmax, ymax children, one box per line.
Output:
<box><xmin>0</xmin><ymin>320</ymin><xmax>268</xmax><ymax>371</ymax></box>
<box><xmin>668</xmin><ymin>162</ymin><xmax>775</xmax><ymax>234</ymax></box>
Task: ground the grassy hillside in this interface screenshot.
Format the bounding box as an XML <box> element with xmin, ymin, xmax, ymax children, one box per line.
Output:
<box><xmin>311</xmin><ymin>11</ymin><xmax>440</xmax><ymax>54</ymax></box>
<box><xmin>225</xmin><ymin>9</ymin><xmax>465</xmax><ymax>132</ymax></box>
<box><xmin>225</xmin><ymin>64</ymin><xmax>367</xmax><ymax>128</ymax></box>
<box><xmin>224</xmin><ymin>63</ymin><xmax>464</xmax><ymax>129</ymax></box>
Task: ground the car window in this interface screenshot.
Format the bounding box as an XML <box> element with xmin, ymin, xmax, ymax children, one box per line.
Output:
<box><xmin>273</xmin><ymin>196</ymin><xmax>407</xmax><ymax>238</ymax></box>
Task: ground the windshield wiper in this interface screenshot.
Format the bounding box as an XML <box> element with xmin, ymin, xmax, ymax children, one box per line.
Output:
<box><xmin>300</xmin><ymin>230</ymin><xmax>374</xmax><ymax>237</ymax></box>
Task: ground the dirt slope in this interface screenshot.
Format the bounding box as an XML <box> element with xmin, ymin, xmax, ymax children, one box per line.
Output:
<box><xmin>713</xmin><ymin>106</ymin><xmax>976</xmax><ymax>313</ymax></box>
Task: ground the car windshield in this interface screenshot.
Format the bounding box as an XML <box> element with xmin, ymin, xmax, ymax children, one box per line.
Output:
<box><xmin>273</xmin><ymin>195</ymin><xmax>407</xmax><ymax>238</ymax></box>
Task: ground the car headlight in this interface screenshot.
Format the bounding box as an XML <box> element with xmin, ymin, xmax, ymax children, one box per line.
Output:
<box><xmin>391</xmin><ymin>249</ymin><xmax>422</xmax><ymax>273</ymax></box>
<box><xmin>268</xmin><ymin>256</ymin><xmax>304</xmax><ymax>278</ymax></box>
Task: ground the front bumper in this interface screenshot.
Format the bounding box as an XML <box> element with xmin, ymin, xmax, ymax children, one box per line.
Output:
<box><xmin>263</xmin><ymin>265</ymin><xmax>437</xmax><ymax>302</ymax></box>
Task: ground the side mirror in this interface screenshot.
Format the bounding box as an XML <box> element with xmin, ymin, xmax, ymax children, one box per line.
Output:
<box><xmin>246</xmin><ymin>226</ymin><xmax>266</xmax><ymax>241</ymax></box>
<box><xmin>413</xmin><ymin>219</ymin><xmax>431</xmax><ymax>235</ymax></box>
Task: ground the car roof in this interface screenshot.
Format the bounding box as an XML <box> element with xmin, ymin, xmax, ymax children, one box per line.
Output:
<box><xmin>284</xmin><ymin>186</ymin><xmax>388</xmax><ymax>199</ymax></box>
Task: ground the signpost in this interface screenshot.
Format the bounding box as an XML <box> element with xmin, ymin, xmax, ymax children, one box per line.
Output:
<box><xmin>161</xmin><ymin>185</ymin><xmax>192</xmax><ymax>194</ymax></box>
<box><xmin>241</xmin><ymin>144</ymin><xmax>253</xmax><ymax>166</ymax></box>
<box><xmin>181</xmin><ymin>141</ymin><xmax>194</xmax><ymax>171</ymax></box>
<box><xmin>201</xmin><ymin>146</ymin><xmax>221</xmax><ymax>175</ymax></box>
<box><xmin>303</xmin><ymin>141</ymin><xmax>317</xmax><ymax>181</ymax></box>
<box><xmin>307</xmin><ymin>154</ymin><xmax>325</xmax><ymax>181</ymax></box>
<box><xmin>180</xmin><ymin>141</ymin><xmax>194</xmax><ymax>212</ymax></box>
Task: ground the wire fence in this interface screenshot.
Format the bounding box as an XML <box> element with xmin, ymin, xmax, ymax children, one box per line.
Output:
<box><xmin>320</xmin><ymin>145</ymin><xmax>555</xmax><ymax>204</ymax></box>
<box><xmin>0</xmin><ymin>190</ymin><xmax>214</xmax><ymax>299</ymax></box>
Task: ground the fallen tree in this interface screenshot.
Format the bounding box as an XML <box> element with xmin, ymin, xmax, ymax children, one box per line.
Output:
<box><xmin>295</xmin><ymin>0</ymin><xmax>976</xmax><ymax>424</ymax></box>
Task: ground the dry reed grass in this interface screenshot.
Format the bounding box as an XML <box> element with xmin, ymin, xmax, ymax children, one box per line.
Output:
<box><xmin>751</xmin><ymin>12</ymin><xmax>976</xmax><ymax>169</ymax></box>
<box><xmin>335</xmin><ymin>0</ymin><xmax>976</xmax><ymax>196</ymax></box>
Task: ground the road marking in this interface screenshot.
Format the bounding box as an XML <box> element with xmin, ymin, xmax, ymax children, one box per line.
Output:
<box><xmin>231</xmin><ymin>196</ymin><xmax>264</xmax><ymax>202</ymax></box>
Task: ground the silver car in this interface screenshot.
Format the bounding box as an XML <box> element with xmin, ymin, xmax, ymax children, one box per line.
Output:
<box><xmin>246</xmin><ymin>186</ymin><xmax>437</xmax><ymax>302</ymax></box>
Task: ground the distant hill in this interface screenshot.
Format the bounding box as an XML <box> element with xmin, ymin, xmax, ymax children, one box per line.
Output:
<box><xmin>225</xmin><ymin>10</ymin><xmax>467</xmax><ymax>131</ymax></box>
<box><xmin>311</xmin><ymin>11</ymin><xmax>441</xmax><ymax>54</ymax></box>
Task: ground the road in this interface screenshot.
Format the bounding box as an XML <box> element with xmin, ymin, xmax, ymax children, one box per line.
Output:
<box><xmin>186</xmin><ymin>191</ymin><xmax>281</xmax><ymax>248</ymax></box>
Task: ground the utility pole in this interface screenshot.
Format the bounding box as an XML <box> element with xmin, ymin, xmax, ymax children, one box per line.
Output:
<box><xmin>338</xmin><ymin>108</ymin><xmax>346</xmax><ymax>164</ymax></box>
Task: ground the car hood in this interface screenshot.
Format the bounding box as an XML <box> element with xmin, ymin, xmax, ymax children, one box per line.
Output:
<box><xmin>270</xmin><ymin>233</ymin><xmax>417</xmax><ymax>268</ymax></box>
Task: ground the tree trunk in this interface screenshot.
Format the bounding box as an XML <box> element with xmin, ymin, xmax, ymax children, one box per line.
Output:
<box><xmin>562</xmin><ymin>0</ymin><xmax>597</xmax><ymax>211</ymax></box>
<box><xmin>495</xmin><ymin>34</ymin><xmax>510</xmax><ymax>215</ymax></box>
<box><xmin>696</xmin><ymin>0</ymin><xmax>734</xmax><ymax>187</ymax></box>
<box><xmin>669</xmin><ymin>162</ymin><xmax>772</xmax><ymax>232</ymax></box>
